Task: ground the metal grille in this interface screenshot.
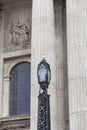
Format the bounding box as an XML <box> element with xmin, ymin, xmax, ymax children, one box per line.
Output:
<box><xmin>9</xmin><ymin>62</ymin><xmax>31</xmax><ymax>116</ymax></box>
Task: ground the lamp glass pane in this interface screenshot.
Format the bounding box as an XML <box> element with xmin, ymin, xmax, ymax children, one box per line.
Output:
<box><xmin>38</xmin><ymin>67</ymin><xmax>46</xmax><ymax>82</ymax></box>
<box><xmin>48</xmin><ymin>70</ymin><xmax>51</xmax><ymax>83</ymax></box>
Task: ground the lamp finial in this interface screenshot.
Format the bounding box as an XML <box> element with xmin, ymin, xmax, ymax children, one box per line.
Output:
<box><xmin>42</xmin><ymin>52</ymin><xmax>46</xmax><ymax>59</ymax></box>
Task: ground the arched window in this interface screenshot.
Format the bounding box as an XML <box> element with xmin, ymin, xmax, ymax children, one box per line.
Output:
<box><xmin>9</xmin><ymin>62</ymin><xmax>31</xmax><ymax>116</ymax></box>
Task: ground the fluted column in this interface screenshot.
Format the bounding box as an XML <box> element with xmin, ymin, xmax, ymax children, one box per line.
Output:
<box><xmin>30</xmin><ymin>0</ymin><xmax>58</xmax><ymax>130</ymax></box>
<box><xmin>55</xmin><ymin>3</ymin><xmax>67</xmax><ymax>130</ymax></box>
<box><xmin>66</xmin><ymin>0</ymin><xmax>87</xmax><ymax>130</ymax></box>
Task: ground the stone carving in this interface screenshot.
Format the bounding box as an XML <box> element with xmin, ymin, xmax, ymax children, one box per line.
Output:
<box><xmin>7</xmin><ymin>19</ymin><xmax>31</xmax><ymax>51</ymax></box>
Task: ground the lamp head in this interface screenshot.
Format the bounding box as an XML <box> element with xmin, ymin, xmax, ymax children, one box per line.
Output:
<box><xmin>37</xmin><ymin>59</ymin><xmax>51</xmax><ymax>90</ymax></box>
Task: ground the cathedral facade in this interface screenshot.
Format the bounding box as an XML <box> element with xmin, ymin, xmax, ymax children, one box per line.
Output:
<box><xmin>0</xmin><ymin>0</ymin><xmax>86</xmax><ymax>130</ymax></box>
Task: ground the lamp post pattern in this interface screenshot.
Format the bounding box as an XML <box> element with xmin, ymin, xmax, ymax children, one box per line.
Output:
<box><xmin>37</xmin><ymin>59</ymin><xmax>51</xmax><ymax>130</ymax></box>
<box><xmin>38</xmin><ymin>90</ymin><xmax>50</xmax><ymax>130</ymax></box>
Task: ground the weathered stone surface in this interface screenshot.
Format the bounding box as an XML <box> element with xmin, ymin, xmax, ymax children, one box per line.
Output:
<box><xmin>0</xmin><ymin>0</ymin><xmax>69</xmax><ymax>130</ymax></box>
<box><xmin>31</xmin><ymin>0</ymin><xmax>58</xmax><ymax>130</ymax></box>
<box><xmin>0</xmin><ymin>0</ymin><xmax>31</xmax><ymax>118</ymax></box>
<box><xmin>54</xmin><ymin>0</ymin><xmax>68</xmax><ymax>130</ymax></box>
<box><xmin>66</xmin><ymin>0</ymin><xmax>87</xmax><ymax>130</ymax></box>
<box><xmin>0</xmin><ymin>115</ymin><xmax>30</xmax><ymax>130</ymax></box>
<box><xmin>4</xmin><ymin>0</ymin><xmax>32</xmax><ymax>52</ymax></box>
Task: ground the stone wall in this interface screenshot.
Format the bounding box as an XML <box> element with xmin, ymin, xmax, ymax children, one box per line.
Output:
<box><xmin>0</xmin><ymin>0</ymin><xmax>32</xmax><ymax>117</ymax></box>
<box><xmin>4</xmin><ymin>0</ymin><xmax>32</xmax><ymax>52</ymax></box>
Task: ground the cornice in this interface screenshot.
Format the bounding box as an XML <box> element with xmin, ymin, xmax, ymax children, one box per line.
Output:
<box><xmin>0</xmin><ymin>115</ymin><xmax>30</xmax><ymax>130</ymax></box>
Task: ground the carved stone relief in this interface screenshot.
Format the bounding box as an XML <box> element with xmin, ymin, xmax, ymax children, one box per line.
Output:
<box><xmin>7</xmin><ymin>19</ymin><xmax>31</xmax><ymax>51</ymax></box>
<box><xmin>4</xmin><ymin>5</ymin><xmax>32</xmax><ymax>52</ymax></box>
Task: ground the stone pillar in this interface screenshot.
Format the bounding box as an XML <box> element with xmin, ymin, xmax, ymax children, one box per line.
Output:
<box><xmin>66</xmin><ymin>0</ymin><xmax>87</xmax><ymax>130</ymax></box>
<box><xmin>0</xmin><ymin>10</ymin><xmax>5</xmax><ymax>117</ymax></box>
<box><xmin>30</xmin><ymin>0</ymin><xmax>57</xmax><ymax>130</ymax></box>
<box><xmin>55</xmin><ymin>5</ymin><xmax>66</xmax><ymax>130</ymax></box>
<box><xmin>0</xmin><ymin>57</ymin><xmax>3</xmax><ymax>117</ymax></box>
<box><xmin>3</xmin><ymin>76</ymin><xmax>10</xmax><ymax>117</ymax></box>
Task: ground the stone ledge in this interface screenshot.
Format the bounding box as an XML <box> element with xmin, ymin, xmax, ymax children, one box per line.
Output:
<box><xmin>3</xmin><ymin>49</ymin><xmax>31</xmax><ymax>59</ymax></box>
<box><xmin>0</xmin><ymin>115</ymin><xmax>30</xmax><ymax>130</ymax></box>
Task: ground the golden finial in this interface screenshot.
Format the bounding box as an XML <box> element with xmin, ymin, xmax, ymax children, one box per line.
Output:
<box><xmin>42</xmin><ymin>52</ymin><xmax>46</xmax><ymax>59</ymax></box>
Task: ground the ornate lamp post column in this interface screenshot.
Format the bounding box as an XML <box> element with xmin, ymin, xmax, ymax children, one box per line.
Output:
<box><xmin>37</xmin><ymin>58</ymin><xmax>51</xmax><ymax>130</ymax></box>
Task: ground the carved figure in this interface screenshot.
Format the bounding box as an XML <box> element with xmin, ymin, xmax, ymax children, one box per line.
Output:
<box><xmin>9</xmin><ymin>19</ymin><xmax>31</xmax><ymax>47</ymax></box>
<box><xmin>10</xmin><ymin>19</ymin><xmax>20</xmax><ymax>45</ymax></box>
<box><xmin>20</xmin><ymin>24</ymin><xmax>29</xmax><ymax>43</ymax></box>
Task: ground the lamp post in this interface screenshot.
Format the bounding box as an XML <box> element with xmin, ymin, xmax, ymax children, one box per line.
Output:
<box><xmin>37</xmin><ymin>58</ymin><xmax>51</xmax><ymax>130</ymax></box>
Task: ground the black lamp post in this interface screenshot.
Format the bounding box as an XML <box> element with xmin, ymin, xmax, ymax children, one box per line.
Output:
<box><xmin>37</xmin><ymin>58</ymin><xmax>51</xmax><ymax>130</ymax></box>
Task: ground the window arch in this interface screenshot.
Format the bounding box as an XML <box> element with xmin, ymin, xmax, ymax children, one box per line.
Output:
<box><xmin>9</xmin><ymin>62</ymin><xmax>31</xmax><ymax>116</ymax></box>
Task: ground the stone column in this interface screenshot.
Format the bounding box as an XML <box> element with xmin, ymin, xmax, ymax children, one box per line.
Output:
<box><xmin>30</xmin><ymin>0</ymin><xmax>58</xmax><ymax>130</ymax></box>
<box><xmin>0</xmin><ymin>57</ymin><xmax>3</xmax><ymax>117</ymax></box>
<box><xmin>0</xmin><ymin>10</ymin><xmax>5</xmax><ymax>117</ymax></box>
<box><xmin>66</xmin><ymin>0</ymin><xmax>87</xmax><ymax>130</ymax></box>
<box><xmin>3</xmin><ymin>76</ymin><xmax>10</xmax><ymax>117</ymax></box>
<box><xmin>55</xmin><ymin>1</ymin><xmax>68</xmax><ymax>129</ymax></box>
